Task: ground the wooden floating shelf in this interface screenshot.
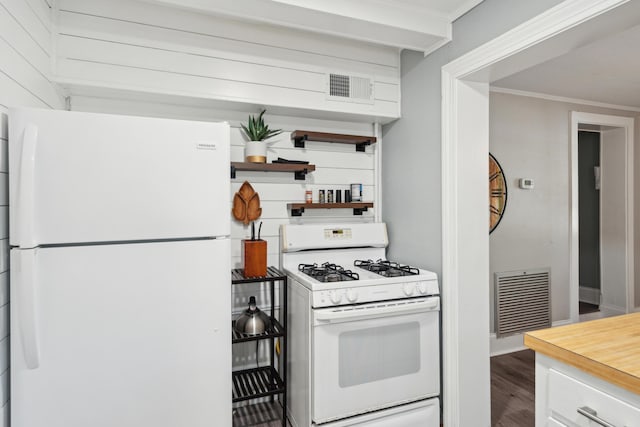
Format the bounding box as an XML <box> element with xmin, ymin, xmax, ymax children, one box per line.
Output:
<box><xmin>230</xmin><ymin>162</ymin><xmax>315</xmax><ymax>181</ymax></box>
<box><xmin>288</xmin><ymin>202</ymin><xmax>374</xmax><ymax>216</ymax></box>
<box><xmin>290</xmin><ymin>130</ymin><xmax>376</xmax><ymax>152</ymax></box>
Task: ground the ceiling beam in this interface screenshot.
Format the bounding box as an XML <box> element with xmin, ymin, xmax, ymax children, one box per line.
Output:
<box><xmin>139</xmin><ymin>0</ymin><xmax>452</xmax><ymax>53</ymax></box>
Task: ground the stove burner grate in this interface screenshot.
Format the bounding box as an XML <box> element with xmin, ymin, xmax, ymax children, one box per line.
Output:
<box><xmin>298</xmin><ymin>262</ymin><xmax>359</xmax><ymax>282</ymax></box>
<box><xmin>354</xmin><ymin>259</ymin><xmax>420</xmax><ymax>277</ymax></box>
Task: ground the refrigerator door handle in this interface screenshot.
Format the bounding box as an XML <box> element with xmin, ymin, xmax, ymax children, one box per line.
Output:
<box><xmin>18</xmin><ymin>124</ymin><xmax>38</xmax><ymax>249</ymax></box>
<box><xmin>18</xmin><ymin>250</ymin><xmax>40</xmax><ymax>369</ymax></box>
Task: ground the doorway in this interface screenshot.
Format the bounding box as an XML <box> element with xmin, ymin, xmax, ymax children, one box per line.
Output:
<box><xmin>578</xmin><ymin>130</ymin><xmax>601</xmax><ymax>317</ymax></box>
<box><xmin>571</xmin><ymin>112</ymin><xmax>634</xmax><ymax>323</ymax></box>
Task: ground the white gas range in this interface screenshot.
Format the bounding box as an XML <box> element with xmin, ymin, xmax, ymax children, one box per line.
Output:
<box><xmin>280</xmin><ymin>223</ymin><xmax>440</xmax><ymax>427</ymax></box>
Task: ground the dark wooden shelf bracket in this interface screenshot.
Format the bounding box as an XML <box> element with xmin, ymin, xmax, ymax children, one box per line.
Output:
<box><xmin>355</xmin><ymin>140</ymin><xmax>373</xmax><ymax>152</ymax></box>
<box><xmin>294</xmin><ymin>168</ymin><xmax>309</xmax><ymax>180</ymax></box>
<box><xmin>353</xmin><ymin>206</ymin><xmax>368</xmax><ymax>215</ymax></box>
<box><xmin>293</xmin><ymin>133</ymin><xmax>307</xmax><ymax>148</ymax></box>
<box><xmin>230</xmin><ymin>164</ymin><xmax>236</xmax><ymax>179</ymax></box>
<box><xmin>291</xmin><ymin>206</ymin><xmax>305</xmax><ymax>216</ymax></box>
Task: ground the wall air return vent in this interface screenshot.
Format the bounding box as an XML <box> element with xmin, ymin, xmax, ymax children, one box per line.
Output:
<box><xmin>495</xmin><ymin>268</ymin><xmax>551</xmax><ymax>338</ymax></box>
<box><xmin>327</xmin><ymin>73</ymin><xmax>374</xmax><ymax>104</ymax></box>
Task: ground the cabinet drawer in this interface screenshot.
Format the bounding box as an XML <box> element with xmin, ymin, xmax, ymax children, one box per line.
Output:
<box><xmin>548</xmin><ymin>369</ymin><xmax>640</xmax><ymax>426</ymax></box>
<box><xmin>547</xmin><ymin>417</ymin><xmax>567</xmax><ymax>427</ymax></box>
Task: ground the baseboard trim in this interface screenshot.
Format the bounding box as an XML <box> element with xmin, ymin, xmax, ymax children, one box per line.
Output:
<box><xmin>490</xmin><ymin>319</ymin><xmax>572</xmax><ymax>356</ymax></box>
<box><xmin>579</xmin><ymin>286</ymin><xmax>600</xmax><ymax>305</ymax></box>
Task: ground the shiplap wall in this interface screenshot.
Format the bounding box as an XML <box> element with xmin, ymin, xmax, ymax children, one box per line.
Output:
<box><xmin>1</xmin><ymin>0</ymin><xmax>63</xmax><ymax>423</ymax></box>
<box><xmin>54</xmin><ymin>0</ymin><xmax>400</xmax><ymax>121</ymax></box>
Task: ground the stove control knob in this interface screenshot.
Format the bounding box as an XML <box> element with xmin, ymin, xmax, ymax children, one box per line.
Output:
<box><xmin>417</xmin><ymin>282</ymin><xmax>429</xmax><ymax>295</ymax></box>
<box><xmin>329</xmin><ymin>290</ymin><xmax>343</xmax><ymax>305</ymax></box>
<box><xmin>346</xmin><ymin>289</ymin><xmax>358</xmax><ymax>303</ymax></box>
<box><xmin>403</xmin><ymin>283</ymin><xmax>415</xmax><ymax>296</ymax></box>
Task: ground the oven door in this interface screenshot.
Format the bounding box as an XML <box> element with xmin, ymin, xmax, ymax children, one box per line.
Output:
<box><xmin>311</xmin><ymin>296</ymin><xmax>440</xmax><ymax>424</ymax></box>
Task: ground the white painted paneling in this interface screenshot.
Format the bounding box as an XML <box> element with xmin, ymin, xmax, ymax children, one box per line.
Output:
<box><xmin>0</xmin><ymin>141</ymin><xmax>6</xmax><ymax>175</ymax></box>
<box><xmin>0</xmin><ymin>305</ymin><xmax>7</xmax><ymax>341</ymax></box>
<box><xmin>1</xmin><ymin>0</ymin><xmax>51</xmax><ymax>52</ymax></box>
<box><xmin>0</xmin><ymin>39</ymin><xmax>58</xmax><ymax>105</ymax></box>
<box><xmin>0</xmin><ymin>401</ymin><xmax>7</xmax><ymax>427</ymax></box>
<box><xmin>57</xmin><ymin>34</ymin><xmax>327</xmax><ymax>91</ymax></box>
<box><xmin>0</xmin><ymin>207</ymin><xmax>6</xmax><ymax>239</ymax></box>
<box><xmin>0</xmin><ymin>5</ymin><xmax>50</xmax><ymax>72</ymax></box>
<box><xmin>55</xmin><ymin>0</ymin><xmax>400</xmax><ymax>120</ymax></box>
<box><xmin>0</xmin><ymin>370</ymin><xmax>7</xmax><ymax>407</ymax></box>
<box><xmin>56</xmin><ymin>59</ymin><xmax>400</xmax><ymax>118</ymax></box>
<box><xmin>0</xmin><ymin>338</ymin><xmax>7</xmax><ymax>374</ymax></box>
<box><xmin>0</xmin><ymin>106</ymin><xmax>6</xmax><ymax>138</ymax></box>
<box><xmin>0</xmin><ymin>240</ymin><xmax>6</xmax><ymax>275</ymax></box>
<box><xmin>58</xmin><ymin>0</ymin><xmax>399</xmax><ymax>68</ymax></box>
<box><xmin>23</xmin><ymin>0</ymin><xmax>51</xmax><ymax>32</ymax></box>
<box><xmin>0</xmin><ymin>175</ymin><xmax>6</xmax><ymax>205</ymax></box>
<box><xmin>375</xmin><ymin>82</ymin><xmax>400</xmax><ymax>102</ymax></box>
<box><xmin>57</xmin><ymin>12</ymin><xmax>399</xmax><ymax>81</ymax></box>
<box><xmin>0</xmin><ymin>274</ymin><xmax>7</xmax><ymax>306</ymax></box>
<box><xmin>0</xmin><ymin>70</ymin><xmax>50</xmax><ymax>109</ymax></box>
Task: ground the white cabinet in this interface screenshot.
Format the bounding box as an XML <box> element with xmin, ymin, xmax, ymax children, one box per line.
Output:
<box><xmin>536</xmin><ymin>354</ymin><xmax>640</xmax><ymax>427</ymax></box>
<box><xmin>546</xmin><ymin>418</ymin><xmax>566</xmax><ymax>427</ymax></box>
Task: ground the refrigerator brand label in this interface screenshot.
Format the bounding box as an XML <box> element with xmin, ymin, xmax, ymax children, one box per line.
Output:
<box><xmin>196</xmin><ymin>143</ymin><xmax>217</xmax><ymax>150</ymax></box>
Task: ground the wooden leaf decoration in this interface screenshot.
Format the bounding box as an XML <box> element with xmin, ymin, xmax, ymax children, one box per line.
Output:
<box><xmin>231</xmin><ymin>181</ymin><xmax>261</xmax><ymax>224</ymax></box>
<box><xmin>232</xmin><ymin>193</ymin><xmax>247</xmax><ymax>223</ymax></box>
<box><xmin>247</xmin><ymin>193</ymin><xmax>262</xmax><ymax>222</ymax></box>
<box><xmin>238</xmin><ymin>181</ymin><xmax>254</xmax><ymax>201</ymax></box>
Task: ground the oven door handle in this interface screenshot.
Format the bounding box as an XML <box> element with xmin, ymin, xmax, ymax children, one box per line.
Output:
<box><xmin>314</xmin><ymin>298</ymin><xmax>439</xmax><ymax>324</ymax></box>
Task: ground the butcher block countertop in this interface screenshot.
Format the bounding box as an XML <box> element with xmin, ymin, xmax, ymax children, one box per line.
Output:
<box><xmin>524</xmin><ymin>312</ymin><xmax>640</xmax><ymax>395</ymax></box>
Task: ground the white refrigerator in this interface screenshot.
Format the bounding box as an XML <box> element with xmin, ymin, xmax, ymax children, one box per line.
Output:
<box><xmin>8</xmin><ymin>108</ymin><xmax>232</xmax><ymax>427</ymax></box>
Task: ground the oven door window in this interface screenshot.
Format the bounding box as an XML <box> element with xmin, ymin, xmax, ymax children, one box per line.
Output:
<box><xmin>339</xmin><ymin>322</ymin><xmax>421</xmax><ymax>387</ymax></box>
<box><xmin>312</xmin><ymin>300</ymin><xmax>439</xmax><ymax>424</ymax></box>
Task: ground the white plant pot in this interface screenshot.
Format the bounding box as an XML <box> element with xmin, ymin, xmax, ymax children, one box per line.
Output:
<box><xmin>245</xmin><ymin>141</ymin><xmax>267</xmax><ymax>163</ymax></box>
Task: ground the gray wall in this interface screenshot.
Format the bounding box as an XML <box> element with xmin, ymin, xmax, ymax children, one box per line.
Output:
<box><xmin>488</xmin><ymin>92</ymin><xmax>638</xmax><ymax>331</ymax></box>
<box><xmin>382</xmin><ymin>0</ymin><xmax>563</xmax><ymax>275</ymax></box>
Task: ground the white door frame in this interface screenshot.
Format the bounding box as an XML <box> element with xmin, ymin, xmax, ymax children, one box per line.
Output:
<box><xmin>570</xmin><ymin>112</ymin><xmax>634</xmax><ymax>322</ymax></box>
<box><xmin>441</xmin><ymin>0</ymin><xmax>632</xmax><ymax>425</ymax></box>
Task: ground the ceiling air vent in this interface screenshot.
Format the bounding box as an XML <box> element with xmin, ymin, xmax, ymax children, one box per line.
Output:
<box><xmin>327</xmin><ymin>73</ymin><xmax>374</xmax><ymax>104</ymax></box>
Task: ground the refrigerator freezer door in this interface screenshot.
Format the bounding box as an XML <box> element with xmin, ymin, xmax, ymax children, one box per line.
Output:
<box><xmin>11</xmin><ymin>239</ymin><xmax>231</xmax><ymax>427</ymax></box>
<box><xmin>9</xmin><ymin>108</ymin><xmax>230</xmax><ymax>247</ymax></box>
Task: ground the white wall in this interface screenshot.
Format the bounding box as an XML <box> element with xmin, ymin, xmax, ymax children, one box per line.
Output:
<box><xmin>600</xmin><ymin>127</ymin><xmax>627</xmax><ymax>313</ymax></box>
<box><xmin>1</xmin><ymin>0</ymin><xmax>64</xmax><ymax>423</ymax></box>
<box><xmin>489</xmin><ymin>91</ymin><xmax>639</xmax><ymax>332</ymax></box>
<box><xmin>54</xmin><ymin>0</ymin><xmax>400</xmax><ymax>121</ymax></box>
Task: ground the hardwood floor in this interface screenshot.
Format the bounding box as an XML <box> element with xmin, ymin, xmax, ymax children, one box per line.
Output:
<box><xmin>579</xmin><ymin>301</ymin><xmax>600</xmax><ymax>314</ymax></box>
<box><xmin>491</xmin><ymin>350</ymin><xmax>535</xmax><ymax>427</ymax></box>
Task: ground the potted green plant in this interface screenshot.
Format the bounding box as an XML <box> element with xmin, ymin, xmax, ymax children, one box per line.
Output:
<box><xmin>241</xmin><ymin>109</ymin><xmax>283</xmax><ymax>163</ymax></box>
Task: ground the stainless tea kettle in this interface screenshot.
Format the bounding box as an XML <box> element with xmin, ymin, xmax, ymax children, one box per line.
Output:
<box><xmin>235</xmin><ymin>296</ymin><xmax>272</xmax><ymax>335</ymax></box>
